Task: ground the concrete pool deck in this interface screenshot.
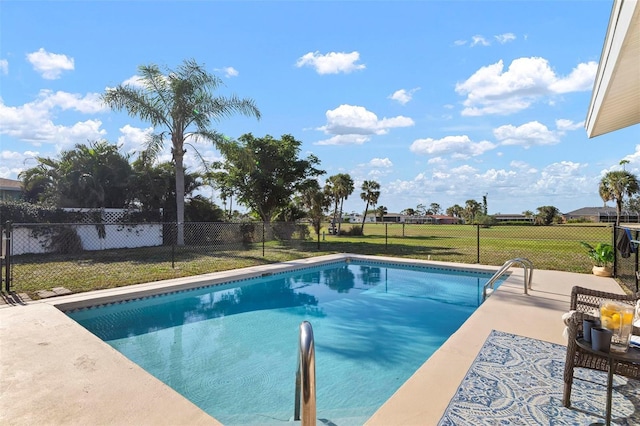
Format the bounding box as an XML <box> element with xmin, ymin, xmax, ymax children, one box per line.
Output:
<box><xmin>0</xmin><ymin>254</ymin><xmax>630</xmax><ymax>425</ymax></box>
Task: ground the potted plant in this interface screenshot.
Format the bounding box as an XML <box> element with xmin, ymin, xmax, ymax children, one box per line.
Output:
<box><xmin>580</xmin><ymin>242</ymin><xmax>614</xmax><ymax>277</ymax></box>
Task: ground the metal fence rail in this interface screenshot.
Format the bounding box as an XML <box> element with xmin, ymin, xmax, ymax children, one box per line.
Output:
<box><xmin>1</xmin><ymin>221</ymin><xmax>630</xmax><ymax>298</ymax></box>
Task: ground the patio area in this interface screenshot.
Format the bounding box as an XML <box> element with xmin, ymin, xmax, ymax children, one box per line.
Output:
<box><xmin>0</xmin><ymin>254</ymin><xmax>637</xmax><ymax>425</ymax></box>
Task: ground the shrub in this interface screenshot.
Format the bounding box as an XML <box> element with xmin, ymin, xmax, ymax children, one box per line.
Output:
<box><xmin>343</xmin><ymin>225</ymin><xmax>364</xmax><ymax>236</ymax></box>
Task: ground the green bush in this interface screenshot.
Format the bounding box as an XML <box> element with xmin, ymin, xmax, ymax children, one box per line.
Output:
<box><xmin>343</xmin><ymin>225</ymin><xmax>364</xmax><ymax>236</ymax></box>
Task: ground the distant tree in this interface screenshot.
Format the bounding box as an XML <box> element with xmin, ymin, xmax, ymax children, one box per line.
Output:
<box><xmin>446</xmin><ymin>204</ymin><xmax>464</xmax><ymax>218</ymax></box>
<box><xmin>464</xmin><ymin>199</ymin><xmax>482</xmax><ymax>223</ymax></box>
<box><xmin>401</xmin><ymin>208</ymin><xmax>416</xmax><ymax>216</ymax></box>
<box><xmin>102</xmin><ymin>59</ymin><xmax>260</xmax><ymax>244</ymax></box>
<box><xmin>522</xmin><ymin>210</ymin><xmax>534</xmax><ymax>221</ymax></box>
<box><xmin>325</xmin><ymin>174</ymin><xmax>354</xmax><ymax>234</ymax></box>
<box><xmin>428</xmin><ymin>203</ymin><xmax>442</xmax><ymax>215</ymax></box>
<box><xmin>376</xmin><ymin>205</ymin><xmax>388</xmax><ymax>222</ymax></box>
<box><xmin>535</xmin><ymin>205</ymin><xmax>561</xmax><ymax>225</ymax></box>
<box><xmin>625</xmin><ymin>196</ymin><xmax>640</xmax><ymax>213</ymax></box>
<box><xmin>360</xmin><ymin>180</ymin><xmax>380</xmax><ymax>232</ymax></box>
<box><xmin>416</xmin><ymin>203</ymin><xmax>427</xmax><ymax>215</ymax></box>
<box><xmin>20</xmin><ymin>140</ymin><xmax>133</xmax><ymax>208</ymax></box>
<box><xmin>131</xmin><ymin>158</ymin><xmax>201</xmax><ymax>220</ymax></box>
<box><xmin>299</xmin><ymin>180</ymin><xmax>330</xmax><ymax>236</ymax></box>
<box><xmin>185</xmin><ymin>195</ymin><xmax>225</xmax><ymax>222</ymax></box>
<box><xmin>599</xmin><ymin>169</ymin><xmax>640</xmax><ymax>226</ymax></box>
<box><xmin>482</xmin><ymin>193</ymin><xmax>488</xmax><ymax>215</ymax></box>
<box><xmin>206</xmin><ymin>170</ymin><xmax>236</xmax><ymax>220</ymax></box>
<box><xmin>475</xmin><ymin>214</ymin><xmax>496</xmax><ymax>227</ymax></box>
<box><xmin>216</xmin><ymin>134</ymin><xmax>324</xmax><ymax>222</ymax></box>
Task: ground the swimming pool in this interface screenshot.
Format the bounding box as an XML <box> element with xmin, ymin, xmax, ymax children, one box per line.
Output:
<box><xmin>67</xmin><ymin>258</ymin><xmax>504</xmax><ymax>425</ymax></box>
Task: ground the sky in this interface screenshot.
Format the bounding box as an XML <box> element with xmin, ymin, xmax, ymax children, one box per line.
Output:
<box><xmin>1</xmin><ymin>0</ymin><xmax>640</xmax><ymax>216</ymax></box>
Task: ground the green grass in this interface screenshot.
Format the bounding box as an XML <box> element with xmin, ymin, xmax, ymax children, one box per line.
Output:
<box><xmin>7</xmin><ymin>223</ymin><xmax>614</xmax><ymax>299</ymax></box>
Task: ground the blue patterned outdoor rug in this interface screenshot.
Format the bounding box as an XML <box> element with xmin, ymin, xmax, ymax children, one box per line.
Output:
<box><xmin>439</xmin><ymin>330</ymin><xmax>640</xmax><ymax>425</ymax></box>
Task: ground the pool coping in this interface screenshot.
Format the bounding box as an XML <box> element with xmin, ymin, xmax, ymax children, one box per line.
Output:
<box><xmin>0</xmin><ymin>254</ymin><xmax>626</xmax><ymax>425</ymax></box>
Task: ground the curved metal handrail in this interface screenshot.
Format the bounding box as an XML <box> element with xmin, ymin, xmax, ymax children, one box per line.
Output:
<box><xmin>483</xmin><ymin>258</ymin><xmax>534</xmax><ymax>300</ymax></box>
<box><xmin>294</xmin><ymin>321</ymin><xmax>316</xmax><ymax>425</ymax></box>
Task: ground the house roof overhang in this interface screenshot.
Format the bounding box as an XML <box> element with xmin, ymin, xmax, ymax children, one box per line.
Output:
<box><xmin>585</xmin><ymin>0</ymin><xmax>640</xmax><ymax>138</ymax></box>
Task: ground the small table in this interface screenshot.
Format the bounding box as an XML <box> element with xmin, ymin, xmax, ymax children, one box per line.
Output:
<box><xmin>575</xmin><ymin>338</ymin><xmax>640</xmax><ymax>425</ymax></box>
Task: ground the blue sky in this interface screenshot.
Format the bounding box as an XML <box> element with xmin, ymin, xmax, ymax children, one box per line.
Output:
<box><xmin>1</xmin><ymin>1</ymin><xmax>639</xmax><ymax>216</ymax></box>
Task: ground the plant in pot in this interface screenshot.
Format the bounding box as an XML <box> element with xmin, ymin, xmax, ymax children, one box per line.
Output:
<box><xmin>580</xmin><ymin>242</ymin><xmax>614</xmax><ymax>277</ymax></box>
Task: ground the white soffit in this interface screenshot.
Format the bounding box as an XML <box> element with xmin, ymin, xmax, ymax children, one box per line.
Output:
<box><xmin>586</xmin><ymin>0</ymin><xmax>640</xmax><ymax>138</ymax></box>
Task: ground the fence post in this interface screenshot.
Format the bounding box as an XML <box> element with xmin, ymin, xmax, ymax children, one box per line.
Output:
<box><xmin>635</xmin><ymin>229</ymin><xmax>640</xmax><ymax>292</ymax></box>
<box><xmin>613</xmin><ymin>225</ymin><xmax>618</xmax><ymax>277</ymax></box>
<box><xmin>2</xmin><ymin>221</ymin><xmax>12</xmax><ymax>293</ymax></box>
<box><xmin>262</xmin><ymin>222</ymin><xmax>266</xmax><ymax>257</ymax></box>
<box><xmin>476</xmin><ymin>224</ymin><xmax>480</xmax><ymax>264</ymax></box>
<box><xmin>385</xmin><ymin>223</ymin><xmax>388</xmax><ymax>251</ymax></box>
<box><xmin>402</xmin><ymin>222</ymin><xmax>405</xmax><ymax>237</ymax></box>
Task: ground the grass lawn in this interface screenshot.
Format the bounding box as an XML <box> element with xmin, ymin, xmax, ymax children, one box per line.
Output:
<box><xmin>6</xmin><ymin>223</ymin><xmax>614</xmax><ymax>299</ymax></box>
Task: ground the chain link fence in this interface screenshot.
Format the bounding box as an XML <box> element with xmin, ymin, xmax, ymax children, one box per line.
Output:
<box><xmin>614</xmin><ymin>226</ymin><xmax>640</xmax><ymax>294</ymax></box>
<box><xmin>2</xmin><ymin>220</ymin><xmax>632</xmax><ymax>298</ymax></box>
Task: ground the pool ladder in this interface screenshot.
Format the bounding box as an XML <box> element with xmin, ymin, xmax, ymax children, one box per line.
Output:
<box><xmin>294</xmin><ymin>321</ymin><xmax>316</xmax><ymax>426</ymax></box>
<box><xmin>483</xmin><ymin>258</ymin><xmax>533</xmax><ymax>300</ymax></box>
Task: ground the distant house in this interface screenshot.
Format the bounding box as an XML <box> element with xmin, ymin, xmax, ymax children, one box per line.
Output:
<box><xmin>564</xmin><ymin>207</ymin><xmax>640</xmax><ymax>223</ymax></box>
<box><xmin>494</xmin><ymin>214</ymin><xmax>534</xmax><ymax>223</ymax></box>
<box><xmin>0</xmin><ymin>178</ymin><xmax>22</xmax><ymax>201</ymax></box>
<box><xmin>428</xmin><ymin>215</ymin><xmax>460</xmax><ymax>224</ymax></box>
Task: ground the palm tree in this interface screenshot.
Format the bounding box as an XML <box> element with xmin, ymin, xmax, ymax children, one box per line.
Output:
<box><xmin>522</xmin><ymin>210</ymin><xmax>534</xmax><ymax>223</ymax></box>
<box><xmin>599</xmin><ymin>170</ymin><xmax>640</xmax><ymax>226</ymax></box>
<box><xmin>376</xmin><ymin>205</ymin><xmax>388</xmax><ymax>222</ymax></box>
<box><xmin>360</xmin><ymin>180</ymin><xmax>380</xmax><ymax>232</ymax></box>
<box><xmin>464</xmin><ymin>199</ymin><xmax>482</xmax><ymax>224</ymax></box>
<box><xmin>102</xmin><ymin>59</ymin><xmax>260</xmax><ymax>244</ymax></box>
<box><xmin>299</xmin><ymin>180</ymin><xmax>330</xmax><ymax>236</ymax></box>
<box><xmin>325</xmin><ymin>173</ymin><xmax>354</xmax><ymax>234</ymax></box>
<box><xmin>446</xmin><ymin>204</ymin><xmax>464</xmax><ymax>218</ymax></box>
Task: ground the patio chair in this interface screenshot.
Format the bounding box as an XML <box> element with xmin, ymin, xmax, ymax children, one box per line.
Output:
<box><xmin>563</xmin><ymin>286</ymin><xmax>640</xmax><ymax>407</ymax></box>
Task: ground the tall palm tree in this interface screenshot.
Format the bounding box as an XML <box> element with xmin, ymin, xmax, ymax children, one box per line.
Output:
<box><xmin>360</xmin><ymin>180</ymin><xmax>380</xmax><ymax>232</ymax></box>
<box><xmin>102</xmin><ymin>59</ymin><xmax>260</xmax><ymax>244</ymax></box>
<box><xmin>599</xmin><ymin>170</ymin><xmax>640</xmax><ymax>226</ymax></box>
<box><xmin>326</xmin><ymin>173</ymin><xmax>354</xmax><ymax>234</ymax></box>
<box><xmin>464</xmin><ymin>199</ymin><xmax>482</xmax><ymax>224</ymax></box>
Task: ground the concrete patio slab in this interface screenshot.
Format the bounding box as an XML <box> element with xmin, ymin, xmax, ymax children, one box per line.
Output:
<box><xmin>0</xmin><ymin>254</ymin><xmax>630</xmax><ymax>425</ymax></box>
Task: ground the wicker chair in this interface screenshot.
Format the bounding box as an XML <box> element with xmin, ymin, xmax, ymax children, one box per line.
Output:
<box><xmin>563</xmin><ymin>286</ymin><xmax>640</xmax><ymax>407</ymax></box>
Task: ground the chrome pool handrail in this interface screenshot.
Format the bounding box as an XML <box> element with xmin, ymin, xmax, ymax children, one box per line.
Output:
<box><xmin>294</xmin><ymin>321</ymin><xmax>316</xmax><ymax>426</ymax></box>
<box><xmin>483</xmin><ymin>257</ymin><xmax>534</xmax><ymax>300</ymax></box>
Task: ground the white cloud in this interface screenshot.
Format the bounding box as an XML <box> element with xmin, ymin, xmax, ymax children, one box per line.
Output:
<box><xmin>549</xmin><ymin>62</ymin><xmax>598</xmax><ymax>93</ymax></box>
<box><xmin>532</xmin><ymin>161</ymin><xmax>590</xmax><ymax>195</ymax></box>
<box><xmin>315</xmin><ymin>104</ymin><xmax>414</xmax><ymax>145</ymax></box>
<box><xmin>369</xmin><ymin>158</ymin><xmax>393</xmax><ymax>168</ymax></box>
<box><xmin>26</xmin><ymin>48</ymin><xmax>74</xmax><ymax>79</ymax></box>
<box><xmin>409</xmin><ymin>135</ymin><xmax>496</xmax><ymax>157</ymax></box>
<box><xmin>296</xmin><ymin>51</ymin><xmax>365</xmax><ymax>74</ymax></box>
<box><xmin>122</xmin><ymin>75</ymin><xmax>145</xmax><ymax>88</ymax></box>
<box><xmin>315</xmin><ymin>134</ymin><xmax>371</xmax><ymax>146</ymax></box>
<box><xmin>37</xmin><ymin>90</ymin><xmax>106</xmax><ymax>114</ymax></box>
<box><xmin>471</xmin><ymin>35</ymin><xmax>490</xmax><ymax>47</ymax></box>
<box><xmin>493</xmin><ymin>121</ymin><xmax>560</xmax><ymax>147</ymax></box>
<box><xmin>389</xmin><ymin>88</ymin><xmax>420</xmax><ymax>105</ymax></box>
<box><xmin>456</xmin><ymin>57</ymin><xmax>598</xmax><ymax>116</ymax></box>
<box><xmin>0</xmin><ymin>59</ymin><xmax>8</xmax><ymax>75</ymax></box>
<box><xmin>454</xmin><ymin>40</ymin><xmax>467</xmax><ymax>46</ymax></box>
<box><xmin>116</xmin><ymin>125</ymin><xmax>154</xmax><ymax>155</ymax></box>
<box><xmin>0</xmin><ymin>90</ymin><xmax>107</xmax><ymax>146</ymax></box>
<box><xmin>495</xmin><ymin>33</ymin><xmax>516</xmax><ymax>44</ymax></box>
<box><xmin>555</xmin><ymin>119</ymin><xmax>584</xmax><ymax>131</ymax></box>
<box><xmin>217</xmin><ymin>66</ymin><xmax>239</xmax><ymax>78</ymax></box>
<box><xmin>0</xmin><ymin>150</ymin><xmax>40</xmax><ymax>179</ymax></box>
<box><xmin>510</xmin><ymin>160</ymin><xmax>538</xmax><ymax>174</ymax></box>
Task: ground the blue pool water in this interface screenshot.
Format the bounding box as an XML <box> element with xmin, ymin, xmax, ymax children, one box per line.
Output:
<box><xmin>67</xmin><ymin>260</ymin><xmax>503</xmax><ymax>425</ymax></box>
